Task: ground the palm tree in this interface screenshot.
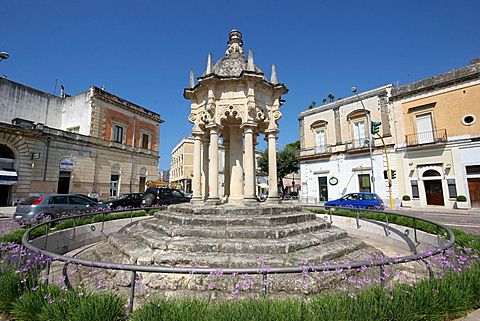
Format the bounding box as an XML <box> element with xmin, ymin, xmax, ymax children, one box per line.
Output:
<box><xmin>322</xmin><ymin>98</ymin><xmax>327</xmax><ymax>104</ymax></box>
<box><xmin>328</xmin><ymin>93</ymin><xmax>335</xmax><ymax>102</ymax></box>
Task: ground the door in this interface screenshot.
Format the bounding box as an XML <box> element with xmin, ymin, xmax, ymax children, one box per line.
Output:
<box><xmin>110</xmin><ymin>175</ymin><xmax>119</xmax><ymax>198</ymax></box>
<box><xmin>424</xmin><ymin>180</ymin><xmax>444</xmax><ymax>205</ymax></box>
<box><xmin>468</xmin><ymin>178</ymin><xmax>480</xmax><ymax>208</ymax></box>
<box><xmin>318</xmin><ymin>177</ymin><xmax>328</xmax><ymax>201</ymax></box>
<box><xmin>58</xmin><ymin>171</ymin><xmax>71</xmax><ymax>194</ymax></box>
<box><xmin>416</xmin><ymin>113</ymin><xmax>434</xmax><ymax>144</ymax></box>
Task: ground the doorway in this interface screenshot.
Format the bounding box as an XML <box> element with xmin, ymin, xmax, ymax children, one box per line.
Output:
<box><xmin>58</xmin><ymin>171</ymin><xmax>71</xmax><ymax>194</ymax></box>
<box><xmin>110</xmin><ymin>175</ymin><xmax>119</xmax><ymax>198</ymax></box>
<box><xmin>467</xmin><ymin>178</ymin><xmax>480</xmax><ymax>208</ymax></box>
<box><xmin>424</xmin><ymin>180</ymin><xmax>444</xmax><ymax>205</ymax></box>
<box><xmin>318</xmin><ymin>177</ymin><xmax>328</xmax><ymax>201</ymax></box>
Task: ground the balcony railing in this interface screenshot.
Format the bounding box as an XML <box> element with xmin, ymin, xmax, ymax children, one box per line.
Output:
<box><xmin>405</xmin><ymin>128</ymin><xmax>447</xmax><ymax>146</ymax></box>
<box><xmin>345</xmin><ymin>138</ymin><xmax>373</xmax><ymax>151</ymax></box>
<box><xmin>296</xmin><ymin>145</ymin><xmax>332</xmax><ymax>158</ymax></box>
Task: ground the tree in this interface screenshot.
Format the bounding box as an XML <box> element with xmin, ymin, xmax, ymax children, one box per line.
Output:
<box><xmin>322</xmin><ymin>98</ymin><xmax>327</xmax><ymax>104</ymax></box>
<box><xmin>328</xmin><ymin>93</ymin><xmax>335</xmax><ymax>102</ymax></box>
<box><xmin>258</xmin><ymin>141</ymin><xmax>300</xmax><ymax>194</ymax></box>
<box><xmin>308</xmin><ymin>101</ymin><xmax>316</xmax><ymax>109</ymax></box>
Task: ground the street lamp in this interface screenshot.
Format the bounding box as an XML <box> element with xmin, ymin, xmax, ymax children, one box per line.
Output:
<box><xmin>0</xmin><ymin>52</ymin><xmax>9</xmax><ymax>61</ymax></box>
<box><xmin>350</xmin><ymin>87</ymin><xmax>375</xmax><ymax>193</ymax></box>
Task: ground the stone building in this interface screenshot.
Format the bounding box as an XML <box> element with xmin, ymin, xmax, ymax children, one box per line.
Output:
<box><xmin>297</xmin><ymin>85</ymin><xmax>397</xmax><ymax>205</ymax></box>
<box><xmin>0</xmin><ymin>78</ymin><xmax>163</xmax><ymax>204</ymax></box>
<box><xmin>390</xmin><ymin>59</ymin><xmax>480</xmax><ymax>209</ymax></box>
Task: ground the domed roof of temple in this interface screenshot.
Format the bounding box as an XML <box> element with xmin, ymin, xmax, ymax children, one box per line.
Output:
<box><xmin>203</xmin><ymin>29</ymin><xmax>264</xmax><ymax>78</ymax></box>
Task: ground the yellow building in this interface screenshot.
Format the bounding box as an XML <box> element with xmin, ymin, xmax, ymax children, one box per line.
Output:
<box><xmin>390</xmin><ymin>59</ymin><xmax>480</xmax><ymax>209</ymax></box>
<box><xmin>170</xmin><ymin>137</ymin><xmax>194</xmax><ymax>192</ymax></box>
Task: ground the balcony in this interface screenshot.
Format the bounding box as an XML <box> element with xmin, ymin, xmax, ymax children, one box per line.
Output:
<box><xmin>345</xmin><ymin>138</ymin><xmax>373</xmax><ymax>151</ymax></box>
<box><xmin>405</xmin><ymin>128</ymin><xmax>447</xmax><ymax>147</ymax></box>
<box><xmin>296</xmin><ymin>145</ymin><xmax>332</xmax><ymax>158</ymax></box>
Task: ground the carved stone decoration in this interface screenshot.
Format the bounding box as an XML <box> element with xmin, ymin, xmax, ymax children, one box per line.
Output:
<box><xmin>219</xmin><ymin>104</ymin><xmax>243</xmax><ymax>123</ymax></box>
<box><xmin>255</xmin><ymin>105</ymin><xmax>269</xmax><ymax>124</ymax></box>
<box><xmin>246</xmin><ymin>102</ymin><xmax>256</xmax><ymax>122</ymax></box>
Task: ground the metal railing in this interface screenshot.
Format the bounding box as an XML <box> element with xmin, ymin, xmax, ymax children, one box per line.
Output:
<box><xmin>20</xmin><ymin>206</ymin><xmax>455</xmax><ymax>312</ymax></box>
<box><xmin>345</xmin><ymin>138</ymin><xmax>373</xmax><ymax>151</ymax></box>
<box><xmin>296</xmin><ymin>145</ymin><xmax>332</xmax><ymax>158</ymax></box>
<box><xmin>405</xmin><ymin>128</ymin><xmax>447</xmax><ymax>146</ymax></box>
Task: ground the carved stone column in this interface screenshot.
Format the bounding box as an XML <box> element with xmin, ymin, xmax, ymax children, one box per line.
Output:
<box><xmin>265</xmin><ymin>130</ymin><xmax>280</xmax><ymax>204</ymax></box>
<box><xmin>226</xmin><ymin>125</ymin><xmax>242</xmax><ymax>203</ymax></box>
<box><xmin>206</xmin><ymin>125</ymin><xmax>221</xmax><ymax>205</ymax></box>
<box><xmin>243</xmin><ymin>124</ymin><xmax>257</xmax><ymax>204</ymax></box>
<box><xmin>191</xmin><ymin>132</ymin><xmax>204</xmax><ymax>204</ymax></box>
<box><xmin>201</xmin><ymin>135</ymin><xmax>209</xmax><ymax>200</ymax></box>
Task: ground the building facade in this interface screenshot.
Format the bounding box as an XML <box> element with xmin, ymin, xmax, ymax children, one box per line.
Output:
<box><xmin>297</xmin><ymin>85</ymin><xmax>398</xmax><ymax>206</ymax></box>
<box><xmin>390</xmin><ymin>59</ymin><xmax>480</xmax><ymax>209</ymax></box>
<box><xmin>0</xmin><ymin>79</ymin><xmax>163</xmax><ymax>204</ymax></box>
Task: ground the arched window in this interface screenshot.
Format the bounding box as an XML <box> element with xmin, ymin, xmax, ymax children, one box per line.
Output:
<box><xmin>423</xmin><ymin>169</ymin><xmax>441</xmax><ymax>177</ymax></box>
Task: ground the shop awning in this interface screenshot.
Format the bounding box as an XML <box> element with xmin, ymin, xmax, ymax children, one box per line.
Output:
<box><xmin>0</xmin><ymin>168</ymin><xmax>18</xmax><ymax>185</ymax></box>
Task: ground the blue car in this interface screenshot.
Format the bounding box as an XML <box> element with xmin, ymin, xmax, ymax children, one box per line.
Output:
<box><xmin>324</xmin><ymin>193</ymin><xmax>385</xmax><ymax>211</ymax></box>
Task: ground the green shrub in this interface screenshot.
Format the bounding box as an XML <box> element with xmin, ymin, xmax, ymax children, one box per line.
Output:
<box><xmin>457</xmin><ymin>195</ymin><xmax>467</xmax><ymax>202</ymax></box>
<box><xmin>10</xmin><ymin>284</ymin><xmax>63</xmax><ymax>321</ymax></box>
<box><xmin>402</xmin><ymin>195</ymin><xmax>411</xmax><ymax>201</ymax></box>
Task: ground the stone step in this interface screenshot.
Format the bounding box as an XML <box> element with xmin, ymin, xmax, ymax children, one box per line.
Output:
<box><xmin>119</xmin><ymin>223</ymin><xmax>348</xmax><ymax>255</ymax></box>
<box><xmin>138</xmin><ymin>216</ymin><xmax>330</xmax><ymax>239</ymax></box>
<box><xmin>168</xmin><ymin>203</ymin><xmax>308</xmax><ymax>216</ymax></box>
<box><xmin>153</xmin><ymin>211</ymin><xmax>319</xmax><ymax>227</ymax></box>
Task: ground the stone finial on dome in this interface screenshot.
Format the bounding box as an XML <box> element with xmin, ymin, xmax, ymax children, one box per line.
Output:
<box><xmin>247</xmin><ymin>49</ymin><xmax>255</xmax><ymax>71</ymax></box>
<box><xmin>271</xmin><ymin>64</ymin><xmax>278</xmax><ymax>84</ymax></box>
<box><xmin>206</xmin><ymin>53</ymin><xmax>213</xmax><ymax>74</ymax></box>
<box><xmin>225</xmin><ymin>29</ymin><xmax>245</xmax><ymax>58</ymax></box>
<box><xmin>189</xmin><ymin>69</ymin><xmax>195</xmax><ymax>88</ymax></box>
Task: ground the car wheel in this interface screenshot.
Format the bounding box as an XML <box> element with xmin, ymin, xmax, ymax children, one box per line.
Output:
<box><xmin>144</xmin><ymin>194</ymin><xmax>155</xmax><ymax>206</ymax></box>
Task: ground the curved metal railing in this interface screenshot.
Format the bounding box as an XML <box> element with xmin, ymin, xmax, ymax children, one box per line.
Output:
<box><xmin>20</xmin><ymin>206</ymin><xmax>456</xmax><ymax>311</ymax></box>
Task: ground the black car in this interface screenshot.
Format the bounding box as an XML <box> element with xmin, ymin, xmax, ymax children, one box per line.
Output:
<box><xmin>142</xmin><ymin>187</ymin><xmax>190</xmax><ymax>206</ymax></box>
<box><xmin>104</xmin><ymin>193</ymin><xmax>144</xmax><ymax>209</ymax></box>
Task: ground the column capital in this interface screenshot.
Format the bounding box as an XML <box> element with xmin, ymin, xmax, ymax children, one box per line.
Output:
<box><xmin>206</xmin><ymin>123</ymin><xmax>223</xmax><ymax>132</ymax></box>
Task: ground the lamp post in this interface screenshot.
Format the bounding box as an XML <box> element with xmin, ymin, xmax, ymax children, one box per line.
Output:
<box><xmin>350</xmin><ymin>87</ymin><xmax>375</xmax><ymax>193</ymax></box>
<box><xmin>0</xmin><ymin>52</ymin><xmax>9</xmax><ymax>61</ymax></box>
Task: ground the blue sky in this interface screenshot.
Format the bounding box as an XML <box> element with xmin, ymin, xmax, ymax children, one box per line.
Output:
<box><xmin>2</xmin><ymin>0</ymin><xmax>479</xmax><ymax>170</ymax></box>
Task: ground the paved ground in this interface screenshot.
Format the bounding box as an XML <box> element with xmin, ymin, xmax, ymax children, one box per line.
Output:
<box><xmin>1</xmin><ymin>203</ymin><xmax>480</xmax><ymax>320</ymax></box>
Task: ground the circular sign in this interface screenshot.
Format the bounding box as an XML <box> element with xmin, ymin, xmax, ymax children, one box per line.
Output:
<box><xmin>329</xmin><ymin>177</ymin><xmax>339</xmax><ymax>185</ymax></box>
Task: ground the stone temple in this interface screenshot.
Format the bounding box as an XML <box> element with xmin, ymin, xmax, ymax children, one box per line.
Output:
<box><xmin>76</xmin><ymin>30</ymin><xmax>382</xmax><ymax>300</ymax></box>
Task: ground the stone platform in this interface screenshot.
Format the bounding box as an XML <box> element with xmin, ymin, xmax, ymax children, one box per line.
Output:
<box><xmin>74</xmin><ymin>203</ymin><xmax>383</xmax><ymax>301</ymax></box>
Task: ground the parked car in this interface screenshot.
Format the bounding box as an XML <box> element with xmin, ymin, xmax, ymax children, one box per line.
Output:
<box><xmin>104</xmin><ymin>193</ymin><xmax>144</xmax><ymax>209</ymax></box>
<box><xmin>14</xmin><ymin>194</ymin><xmax>108</xmax><ymax>221</ymax></box>
<box><xmin>324</xmin><ymin>193</ymin><xmax>385</xmax><ymax>211</ymax></box>
<box><xmin>142</xmin><ymin>187</ymin><xmax>191</xmax><ymax>206</ymax></box>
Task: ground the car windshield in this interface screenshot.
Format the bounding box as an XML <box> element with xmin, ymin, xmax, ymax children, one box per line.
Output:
<box><xmin>118</xmin><ymin>194</ymin><xmax>131</xmax><ymax>200</ymax></box>
<box><xmin>19</xmin><ymin>196</ymin><xmax>41</xmax><ymax>205</ymax></box>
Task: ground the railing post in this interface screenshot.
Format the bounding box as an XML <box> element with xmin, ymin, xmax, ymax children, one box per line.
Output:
<box><xmin>43</xmin><ymin>224</ymin><xmax>50</xmax><ymax>250</ymax></box>
<box><xmin>380</xmin><ymin>265</ymin><xmax>385</xmax><ymax>287</ymax></box>
<box><xmin>262</xmin><ymin>271</ymin><xmax>268</xmax><ymax>297</ymax></box>
<box><xmin>129</xmin><ymin>271</ymin><xmax>136</xmax><ymax>314</ymax></box>
<box><xmin>69</xmin><ymin>217</ymin><xmax>76</xmax><ymax>240</ymax></box>
<box><xmin>385</xmin><ymin>213</ymin><xmax>390</xmax><ymax>236</ymax></box>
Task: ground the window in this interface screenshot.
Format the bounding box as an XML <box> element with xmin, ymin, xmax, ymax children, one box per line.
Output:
<box><xmin>354</xmin><ymin>120</ymin><xmax>367</xmax><ymax>148</ymax></box>
<box><xmin>447</xmin><ymin>179</ymin><xmax>457</xmax><ymax>198</ymax></box>
<box><xmin>466</xmin><ymin>165</ymin><xmax>480</xmax><ymax>175</ymax></box>
<box><xmin>142</xmin><ymin>133</ymin><xmax>150</xmax><ymax>149</ymax></box>
<box><xmin>411</xmin><ymin>180</ymin><xmax>419</xmax><ymax>198</ymax></box>
<box><xmin>114</xmin><ymin>125</ymin><xmax>124</xmax><ymax>143</ymax></box>
<box><xmin>358</xmin><ymin>174</ymin><xmax>371</xmax><ymax>192</ymax></box>
<box><xmin>315</xmin><ymin>129</ymin><xmax>326</xmax><ymax>153</ymax></box>
<box><xmin>416</xmin><ymin>113</ymin><xmax>434</xmax><ymax>144</ymax></box>
<box><xmin>67</xmin><ymin>126</ymin><xmax>80</xmax><ymax>133</ymax></box>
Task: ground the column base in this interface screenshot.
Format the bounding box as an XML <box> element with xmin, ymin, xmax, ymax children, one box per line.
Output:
<box><xmin>205</xmin><ymin>197</ymin><xmax>221</xmax><ymax>206</ymax></box>
<box><xmin>265</xmin><ymin>196</ymin><xmax>281</xmax><ymax>204</ymax></box>
<box><xmin>190</xmin><ymin>197</ymin><xmax>205</xmax><ymax>206</ymax></box>
<box><xmin>241</xmin><ymin>197</ymin><xmax>259</xmax><ymax>206</ymax></box>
